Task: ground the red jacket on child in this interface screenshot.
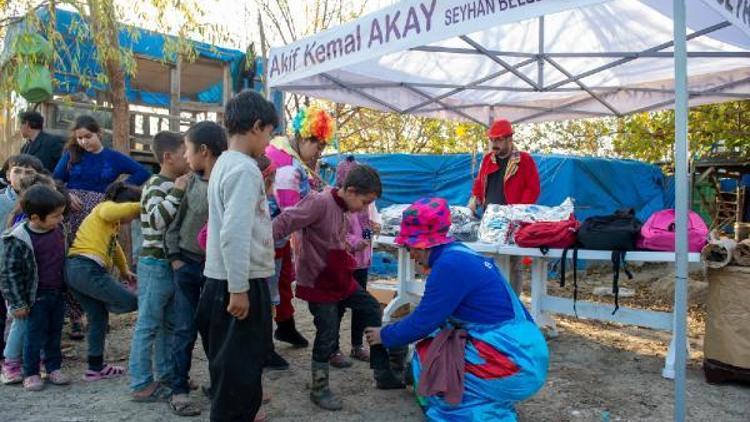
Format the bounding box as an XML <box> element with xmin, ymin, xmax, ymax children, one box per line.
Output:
<box><xmin>471</xmin><ymin>150</ymin><xmax>540</xmax><ymax>206</ymax></box>
<box><xmin>272</xmin><ymin>188</ymin><xmax>359</xmax><ymax>303</ymax></box>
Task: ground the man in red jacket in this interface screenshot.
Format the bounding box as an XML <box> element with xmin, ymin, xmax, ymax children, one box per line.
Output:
<box><xmin>468</xmin><ymin>119</ymin><xmax>540</xmax><ymax>294</ymax></box>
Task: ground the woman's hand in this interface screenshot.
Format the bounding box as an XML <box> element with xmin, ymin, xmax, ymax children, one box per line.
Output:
<box><xmin>69</xmin><ymin>193</ymin><xmax>83</xmax><ymax>213</ymax></box>
<box><xmin>364</xmin><ymin>327</ymin><xmax>382</xmax><ymax>346</ymax></box>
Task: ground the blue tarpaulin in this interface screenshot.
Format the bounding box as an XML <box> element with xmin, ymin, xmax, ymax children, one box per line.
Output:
<box><xmin>321</xmin><ymin>153</ymin><xmax>668</xmax><ymax>223</ymax></box>
<box><xmin>4</xmin><ymin>8</ymin><xmax>245</xmax><ymax>107</ymax></box>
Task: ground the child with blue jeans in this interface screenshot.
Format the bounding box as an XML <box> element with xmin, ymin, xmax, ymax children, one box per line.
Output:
<box><xmin>0</xmin><ymin>154</ymin><xmax>46</xmax><ymax>384</ymax></box>
<box><xmin>66</xmin><ymin>182</ymin><xmax>142</xmax><ymax>381</ymax></box>
<box><xmin>0</xmin><ymin>184</ymin><xmax>71</xmax><ymax>391</ymax></box>
<box><xmin>165</xmin><ymin>121</ymin><xmax>226</xmax><ymax>416</ymax></box>
<box><xmin>128</xmin><ymin>131</ymin><xmax>190</xmax><ymax>401</ymax></box>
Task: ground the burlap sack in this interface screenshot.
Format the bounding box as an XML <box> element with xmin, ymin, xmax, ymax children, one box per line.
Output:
<box><xmin>705</xmin><ymin>266</ymin><xmax>750</xmax><ymax>368</ymax></box>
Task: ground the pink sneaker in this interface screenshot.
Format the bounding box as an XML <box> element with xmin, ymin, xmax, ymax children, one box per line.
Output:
<box><xmin>48</xmin><ymin>370</ymin><xmax>71</xmax><ymax>385</ymax></box>
<box><xmin>1</xmin><ymin>359</ymin><xmax>23</xmax><ymax>384</ymax></box>
<box><xmin>23</xmin><ymin>375</ymin><xmax>44</xmax><ymax>391</ymax></box>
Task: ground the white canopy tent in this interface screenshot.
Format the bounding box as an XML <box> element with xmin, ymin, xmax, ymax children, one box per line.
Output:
<box><xmin>268</xmin><ymin>1</ymin><xmax>750</xmax><ymax>421</ymax></box>
<box><xmin>268</xmin><ymin>0</ymin><xmax>750</xmax><ymax>125</ymax></box>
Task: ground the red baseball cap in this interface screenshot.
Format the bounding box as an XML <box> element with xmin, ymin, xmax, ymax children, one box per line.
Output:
<box><xmin>487</xmin><ymin>119</ymin><xmax>513</xmax><ymax>138</ymax></box>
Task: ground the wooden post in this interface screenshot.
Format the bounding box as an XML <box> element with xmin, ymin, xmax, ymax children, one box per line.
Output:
<box><xmin>223</xmin><ymin>63</ymin><xmax>232</xmax><ymax>106</ymax></box>
<box><xmin>169</xmin><ymin>57</ymin><xmax>182</xmax><ymax>132</ymax></box>
<box><xmin>216</xmin><ymin>63</ymin><xmax>231</xmax><ymax>124</ymax></box>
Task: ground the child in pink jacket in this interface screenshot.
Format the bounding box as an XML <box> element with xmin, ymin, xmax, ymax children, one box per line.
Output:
<box><xmin>330</xmin><ymin>157</ymin><xmax>380</xmax><ymax>366</ymax></box>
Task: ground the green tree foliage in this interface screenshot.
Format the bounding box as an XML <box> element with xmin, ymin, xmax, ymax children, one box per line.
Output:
<box><xmin>335</xmin><ymin>105</ymin><xmax>486</xmax><ymax>154</ymax></box>
<box><xmin>522</xmin><ymin>100</ymin><xmax>749</xmax><ymax>163</ymax></box>
<box><xmin>0</xmin><ymin>0</ymin><xmax>226</xmax><ymax>152</ymax></box>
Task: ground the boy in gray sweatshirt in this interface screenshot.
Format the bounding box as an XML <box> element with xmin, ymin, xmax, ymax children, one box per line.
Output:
<box><xmin>196</xmin><ymin>91</ymin><xmax>278</xmax><ymax>422</ymax></box>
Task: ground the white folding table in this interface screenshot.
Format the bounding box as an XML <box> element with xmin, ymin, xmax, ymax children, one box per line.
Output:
<box><xmin>374</xmin><ymin>236</ymin><xmax>701</xmax><ymax>379</ymax></box>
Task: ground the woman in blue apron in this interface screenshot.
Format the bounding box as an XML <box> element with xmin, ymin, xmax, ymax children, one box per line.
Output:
<box><xmin>365</xmin><ymin>198</ymin><xmax>548</xmax><ymax>421</ymax></box>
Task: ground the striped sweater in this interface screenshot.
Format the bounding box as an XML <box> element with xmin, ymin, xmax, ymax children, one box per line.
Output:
<box><xmin>140</xmin><ymin>174</ymin><xmax>184</xmax><ymax>258</ymax></box>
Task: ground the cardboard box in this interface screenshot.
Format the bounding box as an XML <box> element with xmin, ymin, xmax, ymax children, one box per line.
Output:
<box><xmin>368</xmin><ymin>279</ymin><xmax>398</xmax><ymax>306</ymax></box>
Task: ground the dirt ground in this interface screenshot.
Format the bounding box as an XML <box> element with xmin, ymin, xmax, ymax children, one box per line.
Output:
<box><xmin>2</xmin><ymin>264</ymin><xmax>749</xmax><ymax>421</ymax></box>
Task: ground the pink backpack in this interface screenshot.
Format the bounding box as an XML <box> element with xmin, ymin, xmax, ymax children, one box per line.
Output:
<box><xmin>637</xmin><ymin>209</ymin><xmax>708</xmax><ymax>252</ymax></box>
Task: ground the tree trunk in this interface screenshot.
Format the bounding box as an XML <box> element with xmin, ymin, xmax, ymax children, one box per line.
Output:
<box><xmin>108</xmin><ymin>70</ymin><xmax>130</xmax><ymax>154</ymax></box>
<box><xmin>85</xmin><ymin>0</ymin><xmax>130</xmax><ymax>154</ymax></box>
<box><xmin>85</xmin><ymin>0</ymin><xmax>133</xmax><ymax>265</ymax></box>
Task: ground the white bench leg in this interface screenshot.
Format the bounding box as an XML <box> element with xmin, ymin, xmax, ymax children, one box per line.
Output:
<box><xmin>530</xmin><ymin>257</ymin><xmax>557</xmax><ymax>335</ymax></box>
<box><xmin>494</xmin><ymin>255</ymin><xmax>512</xmax><ymax>281</ymax></box>
<box><xmin>384</xmin><ymin>247</ymin><xmax>417</xmax><ymax>323</ymax></box>
<box><xmin>662</xmin><ymin>315</ymin><xmax>691</xmax><ymax>379</ymax></box>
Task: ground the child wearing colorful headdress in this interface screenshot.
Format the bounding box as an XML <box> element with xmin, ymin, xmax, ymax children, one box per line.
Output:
<box><xmin>263</xmin><ymin>106</ymin><xmax>336</xmax><ymax>356</ymax></box>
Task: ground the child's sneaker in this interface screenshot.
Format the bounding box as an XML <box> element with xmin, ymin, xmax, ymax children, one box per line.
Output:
<box><xmin>1</xmin><ymin>359</ymin><xmax>23</xmax><ymax>384</ymax></box>
<box><xmin>48</xmin><ymin>370</ymin><xmax>71</xmax><ymax>385</ymax></box>
<box><xmin>23</xmin><ymin>375</ymin><xmax>44</xmax><ymax>391</ymax></box>
<box><xmin>328</xmin><ymin>350</ymin><xmax>352</xmax><ymax>369</ymax></box>
<box><xmin>83</xmin><ymin>364</ymin><xmax>125</xmax><ymax>382</ymax></box>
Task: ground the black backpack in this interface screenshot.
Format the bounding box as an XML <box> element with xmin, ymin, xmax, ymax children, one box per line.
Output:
<box><xmin>561</xmin><ymin>209</ymin><xmax>643</xmax><ymax>315</ymax></box>
<box><xmin>577</xmin><ymin>208</ymin><xmax>642</xmax><ymax>251</ymax></box>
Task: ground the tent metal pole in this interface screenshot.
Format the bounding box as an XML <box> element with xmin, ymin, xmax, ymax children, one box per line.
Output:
<box><xmin>538</xmin><ymin>16</ymin><xmax>545</xmax><ymax>89</ymax></box>
<box><xmin>544</xmin><ymin>57</ymin><xmax>622</xmax><ymax>116</ymax></box>
<box><xmin>402</xmin><ymin>85</ymin><xmax>486</xmax><ymax>126</ymax></box>
<box><xmin>319</xmin><ymin>73</ymin><xmax>403</xmax><ymax>114</ymax></box>
<box><xmin>401</xmin><ymin>57</ymin><xmax>538</xmax><ymax>114</ymax></box>
<box><xmin>515</xmin><ymin>94</ymin><xmax>609</xmax><ymax>123</ymax></box>
<box><xmin>410</xmin><ymin>45</ymin><xmax>749</xmax><ymax>59</ymax></box>
<box><xmin>460</xmin><ymin>35</ymin><xmax>541</xmax><ymax>91</ymax></box>
<box><xmin>419</xmin><ymin>102</ymin><xmax>612</xmax><ymax>118</ymax></box>
<box><xmin>628</xmin><ymin>75</ymin><xmax>750</xmax><ymax>115</ymax></box>
<box><xmin>672</xmin><ymin>0</ymin><xmax>689</xmax><ymax>421</ymax></box>
<box><xmin>546</xmin><ymin>21</ymin><xmax>731</xmax><ymax>91</ymax></box>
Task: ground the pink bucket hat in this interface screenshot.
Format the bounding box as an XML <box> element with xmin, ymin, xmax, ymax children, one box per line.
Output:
<box><xmin>395</xmin><ymin>198</ymin><xmax>455</xmax><ymax>249</ymax></box>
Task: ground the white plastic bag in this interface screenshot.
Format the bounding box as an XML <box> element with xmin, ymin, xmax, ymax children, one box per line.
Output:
<box><xmin>478</xmin><ymin>198</ymin><xmax>575</xmax><ymax>244</ymax></box>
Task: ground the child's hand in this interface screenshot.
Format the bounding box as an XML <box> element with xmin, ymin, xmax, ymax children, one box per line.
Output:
<box><xmin>227</xmin><ymin>292</ymin><xmax>250</xmax><ymax>320</ymax></box>
<box><xmin>171</xmin><ymin>260</ymin><xmax>186</xmax><ymax>271</ymax></box>
<box><xmin>125</xmin><ymin>271</ymin><xmax>137</xmax><ymax>285</ymax></box>
<box><xmin>13</xmin><ymin>307</ymin><xmax>29</xmax><ymax>319</ymax></box>
<box><xmin>174</xmin><ymin>174</ymin><xmax>190</xmax><ymax>191</ymax></box>
<box><xmin>371</xmin><ymin>223</ymin><xmax>382</xmax><ymax>235</ymax></box>
<box><xmin>356</xmin><ymin>239</ymin><xmax>371</xmax><ymax>252</ymax></box>
<box><xmin>364</xmin><ymin>327</ymin><xmax>382</xmax><ymax>345</ymax></box>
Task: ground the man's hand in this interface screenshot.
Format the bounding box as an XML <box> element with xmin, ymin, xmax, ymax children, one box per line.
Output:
<box><xmin>171</xmin><ymin>260</ymin><xmax>185</xmax><ymax>271</ymax></box>
<box><xmin>371</xmin><ymin>222</ymin><xmax>382</xmax><ymax>235</ymax></box>
<box><xmin>13</xmin><ymin>307</ymin><xmax>29</xmax><ymax>319</ymax></box>
<box><xmin>467</xmin><ymin>200</ymin><xmax>477</xmax><ymax>215</ymax></box>
<box><xmin>364</xmin><ymin>327</ymin><xmax>382</xmax><ymax>346</ymax></box>
<box><xmin>174</xmin><ymin>174</ymin><xmax>190</xmax><ymax>191</ymax></box>
<box><xmin>227</xmin><ymin>292</ymin><xmax>250</xmax><ymax>320</ymax></box>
